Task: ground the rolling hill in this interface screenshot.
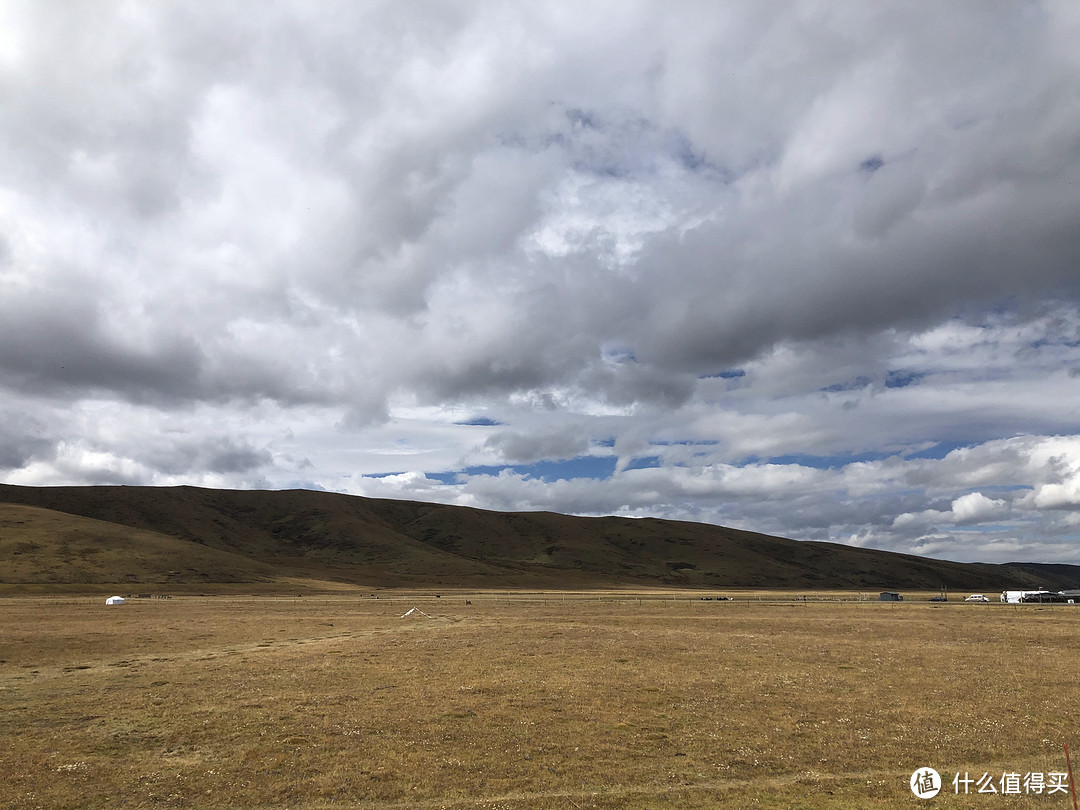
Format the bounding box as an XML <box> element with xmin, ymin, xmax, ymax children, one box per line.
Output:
<box><xmin>1</xmin><ymin>483</ymin><xmax>1078</xmax><ymax>591</ymax></box>
<box><xmin>0</xmin><ymin>502</ymin><xmax>276</xmax><ymax>585</ymax></box>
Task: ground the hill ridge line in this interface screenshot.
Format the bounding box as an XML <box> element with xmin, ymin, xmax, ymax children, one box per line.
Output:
<box><xmin>2</xmin><ymin>483</ymin><xmax>1078</xmax><ymax>590</ymax></box>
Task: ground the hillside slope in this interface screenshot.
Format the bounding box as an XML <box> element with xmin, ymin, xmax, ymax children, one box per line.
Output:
<box><xmin>1</xmin><ymin>483</ymin><xmax>1077</xmax><ymax>590</ymax></box>
<box><xmin>0</xmin><ymin>503</ymin><xmax>276</xmax><ymax>584</ymax></box>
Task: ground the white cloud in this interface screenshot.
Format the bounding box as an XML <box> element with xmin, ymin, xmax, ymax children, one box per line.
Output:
<box><xmin>893</xmin><ymin>492</ymin><xmax>1008</xmax><ymax>530</ymax></box>
<box><xmin>949</xmin><ymin>492</ymin><xmax>1008</xmax><ymax>523</ymax></box>
<box><xmin>3</xmin><ymin>2</ymin><xmax>1080</xmax><ymax>563</ymax></box>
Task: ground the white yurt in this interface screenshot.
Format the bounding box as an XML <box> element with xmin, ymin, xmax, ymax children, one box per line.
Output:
<box><xmin>105</xmin><ymin>595</ymin><xmax>125</xmax><ymax>605</ymax></box>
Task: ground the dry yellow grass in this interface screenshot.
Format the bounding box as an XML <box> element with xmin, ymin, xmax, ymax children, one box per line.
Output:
<box><xmin>1</xmin><ymin>592</ymin><xmax>1076</xmax><ymax>808</ymax></box>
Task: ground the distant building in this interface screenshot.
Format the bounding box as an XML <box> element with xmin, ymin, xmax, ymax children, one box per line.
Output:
<box><xmin>1001</xmin><ymin>590</ymin><xmax>1072</xmax><ymax>603</ymax></box>
<box><xmin>878</xmin><ymin>591</ymin><xmax>903</xmax><ymax>602</ymax></box>
<box><xmin>1020</xmin><ymin>591</ymin><xmax>1068</xmax><ymax>603</ymax></box>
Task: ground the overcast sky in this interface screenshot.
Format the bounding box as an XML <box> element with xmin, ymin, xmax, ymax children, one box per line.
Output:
<box><xmin>3</xmin><ymin>1</ymin><xmax>1080</xmax><ymax>564</ymax></box>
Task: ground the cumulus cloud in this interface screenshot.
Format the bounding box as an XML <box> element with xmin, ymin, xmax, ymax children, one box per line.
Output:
<box><xmin>893</xmin><ymin>492</ymin><xmax>1009</xmax><ymax>530</ymax></box>
<box><xmin>3</xmin><ymin>2</ymin><xmax>1080</xmax><ymax>562</ymax></box>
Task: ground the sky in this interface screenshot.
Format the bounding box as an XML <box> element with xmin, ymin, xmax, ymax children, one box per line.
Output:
<box><xmin>3</xmin><ymin>1</ymin><xmax>1080</xmax><ymax>564</ymax></box>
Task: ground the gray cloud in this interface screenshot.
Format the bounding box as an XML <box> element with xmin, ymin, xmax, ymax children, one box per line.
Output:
<box><xmin>484</xmin><ymin>426</ymin><xmax>591</xmax><ymax>465</ymax></box>
<box><xmin>3</xmin><ymin>1</ymin><xmax>1080</xmax><ymax>562</ymax></box>
<box><xmin>0</xmin><ymin>409</ymin><xmax>53</xmax><ymax>470</ymax></box>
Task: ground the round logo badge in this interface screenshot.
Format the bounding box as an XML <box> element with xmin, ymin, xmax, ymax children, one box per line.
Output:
<box><xmin>910</xmin><ymin>767</ymin><xmax>941</xmax><ymax>799</ymax></box>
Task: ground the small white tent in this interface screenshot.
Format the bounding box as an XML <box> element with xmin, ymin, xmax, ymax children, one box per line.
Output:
<box><xmin>105</xmin><ymin>596</ymin><xmax>125</xmax><ymax>605</ymax></box>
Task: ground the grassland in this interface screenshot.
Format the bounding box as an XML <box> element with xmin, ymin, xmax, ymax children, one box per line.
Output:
<box><xmin>0</xmin><ymin>504</ymin><xmax>277</xmax><ymax>585</ymax></box>
<box><xmin>1</xmin><ymin>591</ymin><xmax>1077</xmax><ymax>808</ymax></box>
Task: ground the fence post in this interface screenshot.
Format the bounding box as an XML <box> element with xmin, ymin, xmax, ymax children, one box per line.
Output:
<box><xmin>1065</xmin><ymin>743</ymin><xmax>1078</xmax><ymax>810</ymax></box>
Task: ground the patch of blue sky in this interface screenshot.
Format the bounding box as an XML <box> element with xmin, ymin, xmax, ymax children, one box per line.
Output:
<box><xmin>904</xmin><ymin>441</ymin><xmax>970</xmax><ymax>460</ymax></box>
<box><xmin>699</xmin><ymin>369</ymin><xmax>745</xmax><ymax>379</ymax></box>
<box><xmin>756</xmin><ymin>450</ymin><xmax>895</xmax><ymax>469</ymax></box>
<box><xmin>967</xmin><ymin>484</ymin><xmax>1033</xmax><ymax>494</ymax></box>
<box><xmin>885</xmin><ymin>369</ymin><xmax>926</xmax><ymax>388</ymax></box>
<box><xmin>649</xmin><ymin>439</ymin><xmax>720</xmax><ymax>446</ymax></box>
<box><xmin>950</xmin><ymin>524</ymin><xmax>1025</xmax><ymax>534</ymax></box>
<box><xmin>426</xmin><ymin>471</ymin><xmax>463</xmax><ymax>485</ymax></box>
<box><xmin>433</xmin><ymin>455</ymin><xmax>620</xmax><ymax>484</ymax></box>
<box><xmin>622</xmin><ymin>455</ymin><xmax>663</xmax><ymax>471</ymax></box>
<box><xmin>821</xmin><ymin>376</ymin><xmax>872</xmax><ymax>393</ymax></box>
<box><xmin>454</xmin><ymin>416</ymin><xmax>503</xmax><ymax>426</ymax></box>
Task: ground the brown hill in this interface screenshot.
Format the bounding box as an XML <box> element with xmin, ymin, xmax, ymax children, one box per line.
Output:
<box><xmin>0</xmin><ymin>502</ymin><xmax>276</xmax><ymax>585</ymax></box>
<box><xmin>1</xmin><ymin>483</ymin><xmax>1077</xmax><ymax>591</ymax></box>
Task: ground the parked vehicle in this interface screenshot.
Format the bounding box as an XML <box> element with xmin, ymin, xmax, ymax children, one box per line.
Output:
<box><xmin>964</xmin><ymin>594</ymin><xmax>990</xmax><ymax>602</ymax></box>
